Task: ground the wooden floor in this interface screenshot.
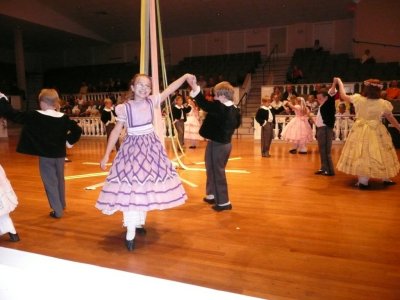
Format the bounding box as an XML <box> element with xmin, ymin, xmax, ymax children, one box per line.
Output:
<box><xmin>1</xmin><ymin>129</ymin><xmax>400</xmax><ymax>300</ymax></box>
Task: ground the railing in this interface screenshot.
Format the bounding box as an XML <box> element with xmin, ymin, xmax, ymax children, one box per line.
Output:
<box><xmin>262</xmin><ymin>44</ymin><xmax>279</xmax><ymax>84</ymax></box>
<box><xmin>352</xmin><ymin>38</ymin><xmax>400</xmax><ymax>49</ymax></box>
<box><xmin>254</xmin><ymin>114</ymin><xmax>400</xmax><ymax>142</ymax></box>
<box><xmin>61</xmin><ymin>92</ymin><xmax>125</xmax><ymax>102</ymax></box>
<box><xmin>72</xmin><ymin>114</ymin><xmax>399</xmax><ymax>143</ymax></box>
<box><xmin>261</xmin><ymin>81</ymin><xmax>396</xmax><ymax>98</ymax></box>
<box><xmin>253</xmin><ymin>114</ymin><xmax>357</xmax><ymax>142</ymax></box>
<box><xmin>70</xmin><ymin>117</ymin><xmax>106</xmax><ymax>137</ymax></box>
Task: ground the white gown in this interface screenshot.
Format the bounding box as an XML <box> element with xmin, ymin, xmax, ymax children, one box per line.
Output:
<box><xmin>0</xmin><ymin>165</ymin><xmax>18</xmax><ymax>235</ymax></box>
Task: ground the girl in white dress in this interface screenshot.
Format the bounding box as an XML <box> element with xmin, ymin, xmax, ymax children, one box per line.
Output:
<box><xmin>184</xmin><ymin>97</ymin><xmax>202</xmax><ymax>148</ymax></box>
<box><xmin>0</xmin><ymin>164</ymin><xmax>20</xmax><ymax>242</ymax></box>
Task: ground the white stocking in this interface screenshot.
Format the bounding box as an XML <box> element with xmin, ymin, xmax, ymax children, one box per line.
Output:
<box><xmin>358</xmin><ymin>176</ymin><xmax>369</xmax><ymax>185</ymax></box>
<box><xmin>0</xmin><ymin>214</ymin><xmax>16</xmax><ymax>235</ymax></box>
<box><xmin>122</xmin><ymin>211</ymin><xmax>141</xmax><ymax>240</ymax></box>
<box><xmin>137</xmin><ymin>211</ymin><xmax>147</xmax><ymax>228</ymax></box>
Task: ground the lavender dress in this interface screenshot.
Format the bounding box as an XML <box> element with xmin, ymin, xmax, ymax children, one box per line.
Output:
<box><xmin>96</xmin><ymin>96</ymin><xmax>187</xmax><ymax>214</ymax></box>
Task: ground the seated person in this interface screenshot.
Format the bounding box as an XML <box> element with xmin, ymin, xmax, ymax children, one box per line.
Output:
<box><xmin>313</xmin><ymin>39</ymin><xmax>323</xmax><ymax>52</ymax></box>
<box><xmin>385</xmin><ymin>80</ymin><xmax>400</xmax><ymax>100</ymax></box>
<box><xmin>287</xmin><ymin>65</ymin><xmax>303</xmax><ymax>84</ymax></box>
<box><xmin>361</xmin><ymin>49</ymin><xmax>375</xmax><ymax>64</ymax></box>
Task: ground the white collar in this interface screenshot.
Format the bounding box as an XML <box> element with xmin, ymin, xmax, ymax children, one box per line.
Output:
<box><xmin>220</xmin><ymin>100</ymin><xmax>234</xmax><ymax>107</ymax></box>
<box><xmin>37</xmin><ymin>109</ymin><xmax>64</xmax><ymax>118</ymax></box>
<box><xmin>0</xmin><ymin>92</ymin><xmax>8</xmax><ymax>101</ymax></box>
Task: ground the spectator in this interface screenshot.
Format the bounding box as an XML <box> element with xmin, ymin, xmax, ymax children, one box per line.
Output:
<box><xmin>287</xmin><ymin>65</ymin><xmax>303</xmax><ymax>84</ymax></box>
<box><xmin>282</xmin><ymin>85</ymin><xmax>298</xmax><ymax>101</ymax></box>
<box><xmin>313</xmin><ymin>39</ymin><xmax>323</xmax><ymax>52</ymax></box>
<box><xmin>385</xmin><ymin>80</ymin><xmax>400</xmax><ymax>100</ymax></box>
<box><xmin>361</xmin><ymin>49</ymin><xmax>375</xmax><ymax>64</ymax></box>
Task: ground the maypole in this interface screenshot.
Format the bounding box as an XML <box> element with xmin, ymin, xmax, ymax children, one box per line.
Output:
<box><xmin>140</xmin><ymin>0</ymin><xmax>187</xmax><ymax>166</ymax></box>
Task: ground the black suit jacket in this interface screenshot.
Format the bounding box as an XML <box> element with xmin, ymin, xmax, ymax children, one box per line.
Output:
<box><xmin>171</xmin><ymin>105</ymin><xmax>191</xmax><ymax>122</ymax></box>
<box><xmin>319</xmin><ymin>95</ymin><xmax>336</xmax><ymax>128</ymax></box>
<box><xmin>255</xmin><ymin>105</ymin><xmax>285</xmax><ymax>126</ymax></box>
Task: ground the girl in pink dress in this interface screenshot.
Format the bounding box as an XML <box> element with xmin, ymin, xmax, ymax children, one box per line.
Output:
<box><xmin>96</xmin><ymin>73</ymin><xmax>190</xmax><ymax>251</ymax></box>
<box><xmin>281</xmin><ymin>97</ymin><xmax>313</xmax><ymax>154</ymax></box>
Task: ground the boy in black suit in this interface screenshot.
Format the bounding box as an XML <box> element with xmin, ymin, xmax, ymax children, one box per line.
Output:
<box><xmin>255</xmin><ymin>96</ymin><xmax>286</xmax><ymax>157</ymax></box>
<box><xmin>0</xmin><ymin>89</ymin><xmax>82</xmax><ymax>218</ymax></box>
<box><xmin>314</xmin><ymin>80</ymin><xmax>337</xmax><ymax>176</ymax></box>
<box><xmin>171</xmin><ymin>95</ymin><xmax>191</xmax><ymax>147</ymax></box>
<box><xmin>187</xmin><ymin>76</ymin><xmax>241</xmax><ymax>211</ymax></box>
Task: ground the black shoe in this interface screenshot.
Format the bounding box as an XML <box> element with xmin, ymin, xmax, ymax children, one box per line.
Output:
<box><xmin>125</xmin><ymin>239</ymin><xmax>135</xmax><ymax>251</ymax></box>
<box><xmin>203</xmin><ymin>197</ymin><xmax>215</xmax><ymax>204</ymax></box>
<box><xmin>212</xmin><ymin>204</ymin><xmax>232</xmax><ymax>211</ymax></box>
<box><xmin>383</xmin><ymin>180</ymin><xmax>396</xmax><ymax>186</ymax></box>
<box><xmin>298</xmin><ymin>151</ymin><xmax>307</xmax><ymax>154</ymax></box>
<box><xmin>289</xmin><ymin>149</ymin><xmax>297</xmax><ymax>154</ymax></box>
<box><xmin>9</xmin><ymin>233</ymin><xmax>20</xmax><ymax>242</ymax></box>
<box><xmin>189</xmin><ymin>146</ymin><xmax>196</xmax><ymax>149</ymax></box>
<box><xmin>314</xmin><ymin>169</ymin><xmax>325</xmax><ymax>175</ymax></box>
<box><xmin>356</xmin><ymin>182</ymin><xmax>369</xmax><ymax>190</ymax></box>
<box><xmin>49</xmin><ymin>211</ymin><xmax>61</xmax><ymax>219</ymax></box>
<box><xmin>135</xmin><ymin>227</ymin><xmax>147</xmax><ymax>235</ymax></box>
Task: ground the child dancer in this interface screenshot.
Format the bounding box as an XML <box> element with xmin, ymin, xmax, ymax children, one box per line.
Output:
<box><xmin>0</xmin><ymin>164</ymin><xmax>20</xmax><ymax>242</ymax></box>
<box><xmin>335</xmin><ymin>77</ymin><xmax>400</xmax><ymax>189</ymax></box>
<box><xmin>314</xmin><ymin>81</ymin><xmax>337</xmax><ymax>176</ymax></box>
<box><xmin>255</xmin><ymin>96</ymin><xmax>286</xmax><ymax>157</ymax></box>
<box><xmin>0</xmin><ymin>89</ymin><xmax>82</xmax><ymax>218</ymax></box>
<box><xmin>184</xmin><ymin>96</ymin><xmax>202</xmax><ymax>149</ymax></box>
<box><xmin>101</xmin><ymin>98</ymin><xmax>120</xmax><ymax>151</ymax></box>
<box><xmin>96</xmin><ymin>73</ymin><xmax>189</xmax><ymax>251</ymax></box>
<box><xmin>171</xmin><ymin>95</ymin><xmax>191</xmax><ymax>148</ymax></box>
<box><xmin>187</xmin><ymin>76</ymin><xmax>241</xmax><ymax>212</ymax></box>
<box><xmin>281</xmin><ymin>96</ymin><xmax>313</xmax><ymax>154</ymax></box>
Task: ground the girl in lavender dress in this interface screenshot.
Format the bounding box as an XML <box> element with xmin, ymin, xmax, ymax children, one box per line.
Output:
<box><xmin>96</xmin><ymin>73</ymin><xmax>190</xmax><ymax>251</ymax></box>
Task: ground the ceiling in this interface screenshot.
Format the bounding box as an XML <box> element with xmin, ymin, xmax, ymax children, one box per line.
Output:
<box><xmin>0</xmin><ymin>0</ymin><xmax>356</xmax><ymax>52</ymax></box>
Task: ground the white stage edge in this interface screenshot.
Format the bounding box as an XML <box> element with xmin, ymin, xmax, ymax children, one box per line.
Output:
<box><xmin>0</xmin><ymin>247</ymin><xmax>264</xmax><ymax>300</ymax></box>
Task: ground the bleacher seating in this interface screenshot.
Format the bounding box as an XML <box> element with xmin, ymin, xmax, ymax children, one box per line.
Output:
<box><xmin>169</xmin><ymin>51</ymin><xmax>261</xmax><ymax>86</ymax></box>
<box><xmin>0</xmin><ymin>63</ymin><xmax>18</xmax><ymax>94</ymax></box>
<box><xmin>43</xmin><ymin>62</ymin><xmax>139</xmax><ymax>93</ymax></box>
<box><xmin>41</xmin><ymin>52</ymin><xmax>261</xmax><ymax>93</ymax></box>
<box><xmin>288</xmin><ymin>48</ymin><xmax>400</xmax><ymax>83</ymax></box>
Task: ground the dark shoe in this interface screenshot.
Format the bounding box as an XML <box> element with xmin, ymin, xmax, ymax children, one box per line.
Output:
<box><xmin>64</xmin><ymin>158</ymin><xmax>71</xmax><ymax>163</ymax></box>
<box><xmin>289</xmin><ymin>149</ymin><xmax>297</xmax><ymax>154</ymax></box>
<box><xmin>356</xmin><ymin>182</ymin><xmax>369</xmax><ymax>190</ymax></box>
<box><xmin>212</xmin><ymin>204</ymin><xmax>232</xmax><ymax>212</ymax></box>
<box><xmin>9</xmin><ymin>233</ymin><xmax>20</xmax><ymax>242</ymax></box>
<box><xmin>315</xmin><ymin>169</ymin><xmax>325</xmax><ymax>175</ymax></box>
<box><xmin>135</xmin><ymin>227</ymin><xmax>147</xmax><ymax>235</ymax></box>
<box><xmin>189</xmin><ymin>146</ymin><xmax>196</xmax><ymax>149</ymax></box>
<box><xmin>298</xmin><ymin>151</ymin><xmax>307</xmax><ymax>154</ymax></box>
<box><xmin>125</xmin><ymin>239</ymin><xmax>135</xmax><ymax>251</ymax></box>
<box><xmin>203</xmin><ymin>197</ymin><xmax>215</xmax><ymax>204</ymax></box>
<box><xmin>383</xmin><ymin>180</ymin><xmax>396</xmax><ymax>186</ymax></box>
<box><xmin>49</xmin><ymin>211</ymin><xmax>61</xmax><ymax>219</ymax></box>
